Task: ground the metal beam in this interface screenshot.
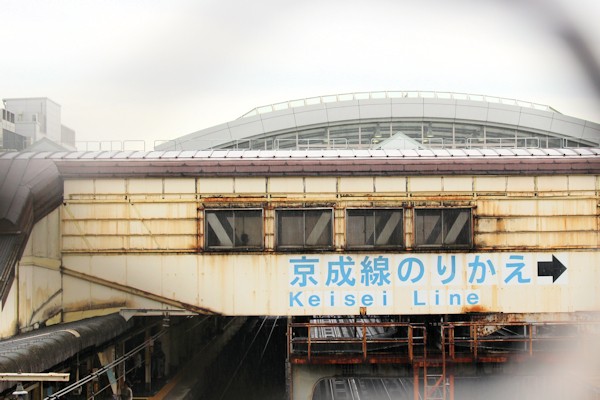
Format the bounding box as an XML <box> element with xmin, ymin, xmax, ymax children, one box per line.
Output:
<box><xmin>0</xmin><ymin>373</ymin><xmax>70</xmax><ymax>382</ymax></box>
<box><xmin>60</xmin><ymin>266</ymin><xmax>219</xmax><ymax>315</ymax></box>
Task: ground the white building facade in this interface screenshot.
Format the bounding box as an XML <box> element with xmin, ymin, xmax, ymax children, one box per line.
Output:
<box><xmin>3</xmin><ymin>97</ymin><xmax>75</xmax><ymax>149</ymax></box>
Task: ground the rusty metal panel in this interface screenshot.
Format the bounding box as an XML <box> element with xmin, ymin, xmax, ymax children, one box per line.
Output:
<box><xmin>130</xmin><ymin>202</ymin><xmax>196</xmax><ymax>219</ymax></box>
<box><xmin>18</xmin><ymin>264</ymin><xmax>62</xmax><ymax>329</ymax></box>
<box><xmin>477</xmin><ymin>216</ymin><xmax>597</xmax><ymax>233</ymax></box>
<box><xmin>63</xmin><ymin>202</ymin><xmax>130</xmax><ymax>219</ymax></box>
<box><xmin>30</xmin><ymin>209</ymin><xmax>61</xmax><ymax>259</ymax></box>
<box><xmin>129</xmin><ymin>219</ymin><xmax>197</xmax><ymax>235</ymax></box>
<box><xmin>477</xmin><ymin>231</ymin><xmax>598</xmax><ymax>249</ymax></box>
<box><xmin>61</xmin><ymin>251</ymin><xmax>600</xmax><ymax>316</ymax></box>
<box><xmin>477</xmin><ymin>198</ymin><xmax>597</xmax><ymax>216</ymax></box>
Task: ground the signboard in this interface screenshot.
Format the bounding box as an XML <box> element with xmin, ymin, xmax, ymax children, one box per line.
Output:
<box><xmin>285</xmin><ymin>252</ymin><xmax>572</xmax><ymax>314</ymax></box>
<box><xmin>63</xmin><ymin>251</ymin><xmax>600</xmax><ymax>316</ymax></box>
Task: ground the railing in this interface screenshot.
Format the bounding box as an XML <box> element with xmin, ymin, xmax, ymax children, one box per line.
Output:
<box><xmin>155</xmin><ymin>138</ymin><xmax>276</xmax><ymax>151</ymax></box>
<box><xmin>288</xmin><ymin>319</ymin><xmax>426</xmax><ymax>363</ymax></box>
<box><xmin>288</xmin><ymin>319</ymin><xmax>600</xmax><ymax>365</ymax></box>
<box><xmin>441</xmin><ymin>321</ymin><xmax>599</xmax><ymax>361</ymax></box>
<box><xmin>466</xmin><ymin>137</ymin><xmax>541</xmax><ymax>149</ymax></box>
<box><xmin>274</xmin><ymin>138</ymin><xmax>349</xmax><ymax>150</ymax></box>
<box><xmin>240</xmin><ymin>91</ymin><xmax>558</xmax><ymax>118</ymax></box>
<box><xmin>76</xmin><ymin>140</ymin><xmax>146</xmax><ymax>152</ymax></box>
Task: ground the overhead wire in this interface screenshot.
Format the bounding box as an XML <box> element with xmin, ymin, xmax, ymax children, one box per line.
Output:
<box><xmin>218</xmin><ymin>317</ymin><xmax>268</xmax><ymax>400</ymax></box>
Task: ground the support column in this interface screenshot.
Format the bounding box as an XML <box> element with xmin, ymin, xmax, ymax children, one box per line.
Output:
<box><xmin>145</xmin><ymin>329</ymin><xmax>152</xmax><ymax>393</ymax></box>
<box><xmin>414</xmin><ymin>364</ymin><xmax>420</xmax><ymax>400</ymax></box>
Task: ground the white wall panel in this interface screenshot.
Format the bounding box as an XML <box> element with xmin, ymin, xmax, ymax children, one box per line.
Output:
<box><xmin>375</xmin><ymin>176</ymin><xmax>406</xmax><ymax>192</ymax></box>
<box><xmin>442</xmin><ymin>176</ymin><xmax>472</xmax><ymax>192</ymax></box>
<box><xmin>409</xmin><ymin>177</ymin><xmax>442</xmax><ymax>192</ymax></box>
<box><xmin>235</xmin><ymin>177</ymin><xmax>266</xmax><ymax>193</ymax></box>
<box><xmin>198</xmin><ymin>177</ymin><xmax>234</xmax><ymax>194</ymax></box>
<box><xmin>269</xmin><ymin>177</ymin><xmax>304</xmax><ymax>193</ymax></box>
<box><xmin>305</xmin><ymin>177</ymin><xmax>337</xmax><ymax>193</ymax></box>
<box><xmin>164</xmin><ymin>178</ymin><xmax>195</xmax><ymax>194</ymax></box>
<box><xmin>339</xmin><ymin>177</ymin><xmax>373</xmax><ymax>193</ymax></box>
<box><xmin>128</xmin><ymin>178</ymin><xmax>162</xmax><ymax>194</ymax></box>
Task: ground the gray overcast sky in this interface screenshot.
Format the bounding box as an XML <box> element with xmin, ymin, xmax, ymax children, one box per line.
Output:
<box><xmin>1</xmin><ymin>0</ymin><xmax>599</xmax><ymax>150</ymax></box>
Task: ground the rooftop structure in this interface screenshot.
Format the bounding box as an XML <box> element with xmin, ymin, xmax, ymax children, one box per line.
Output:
<box><xmin>157</xmin><ymin>91</ymin><xmax>600</xmax><ymax>151</ymax></box>
<box><xmin>3</xmin><ymin>97</ymin><xmax>76</xmax><ymax>150</ymax></box>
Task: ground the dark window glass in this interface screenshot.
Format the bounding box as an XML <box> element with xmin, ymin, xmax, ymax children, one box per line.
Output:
<box><xmin>205</xmin><ymin>209</ymin><xmax>262</xmax><ymax>250</ymax></box>
<box><xmin>277</xmin><ymin>209</ymin><xmax>333</xmax><ymax>249</ymax></box>
<box><xmin>414</xmin><ymin>208</ymin><xmax>472</xmax><ymax>248</ymax></box>
<box><xmin>347</xmin><ymin>209</ymin><xmax>403</xmax><ymax>249</ymax></box>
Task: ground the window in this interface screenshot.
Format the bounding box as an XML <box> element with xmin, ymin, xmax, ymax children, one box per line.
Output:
<box><xmin>346</xmin><ymin>209</ymin><xmax>403</xmax><ymax>249</ymax></box>
<box><xmin>414</xmin><ymin>208</ymin><xmax>472</xmax><ymax>248</ymax></box>
<box><xmin>276</xmin><ymin>209</ymin><xmax>333</xmax><ymax>250</ymax></box>
<box><xmin>205</xmin><ymin>209</ymin><xmax>263</xmax><ymax>250</ymax></box>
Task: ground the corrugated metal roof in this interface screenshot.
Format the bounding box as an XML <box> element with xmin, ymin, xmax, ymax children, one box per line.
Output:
<box><xmin>0</xmin><ymin>314</ymin><xmax>130</xmax><ymax>393</ymax></box>
<box><xmin>47</xmin><ymin>148</ymin><xmax>600</xmax><ymax>178</ymax></box>
<box><xmin>3</xmin><ymin>148</ymin><xmax>600</xmax><ymax>161</ymax></box>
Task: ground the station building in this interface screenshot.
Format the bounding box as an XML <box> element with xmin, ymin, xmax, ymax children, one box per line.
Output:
<box><xmin>1</xmin><ymin>91</ymin><xmax>600</xmax><ymax>400</ymax></box>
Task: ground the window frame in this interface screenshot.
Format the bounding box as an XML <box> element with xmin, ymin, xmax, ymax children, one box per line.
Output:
<box><xmin>275</xmin><ymin>208</ymin><xmax>334</xmax><ymax>251</ymax></box>
<box><xmin>204</xmin><ymin>208</ymin><xmax>264</xmax><ymax>251</ymax></box>
<box><xmin>345</xmin><ymin>208</ymin><xmax>404</xmax><ymax>250</ymax></box>
<box><xmin>413</xmin><ymin>207</ymin><xmax>473</xmax><ymax>249</ymax></box>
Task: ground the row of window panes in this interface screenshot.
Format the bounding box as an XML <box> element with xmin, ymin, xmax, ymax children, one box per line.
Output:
<box><xmin>205</xmin><ymin>208</ymin><xmax>472</xmax><ymax>251</ymax></box>
<box><xmin>1</xmin><ymin>109</ymin><xmax>15</xmax><ymax>123</ymax></box>
<box><xmin>221</xmin><ymin>122</ymin><xmax>584</xmax><ymax>150</ymax></box>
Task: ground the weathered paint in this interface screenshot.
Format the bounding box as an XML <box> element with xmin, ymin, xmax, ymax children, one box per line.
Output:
<box><xmin>52</xmin><ymin>174</ymin><xmax>600</xmax><ymax>318</ymax></box>
<box><xmin>60</xmin><ymin>251</ymin><xmax>600</xmax><ymax>316</ymax></box>
<box><xmin>61</xmin><ymin>175</ymin><xmax>600</xmax><ymax>253</ymax></box>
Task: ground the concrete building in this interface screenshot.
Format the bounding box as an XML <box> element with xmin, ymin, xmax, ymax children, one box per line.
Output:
<box><xmin>0</xmin><ymin>108</ymin><xmax>27</xmax><ymax>151</ymax></box>
<box><xmin>3</xmin><ymin>97</ymin><xmax>76</xmax><ymax>150</ymax></box>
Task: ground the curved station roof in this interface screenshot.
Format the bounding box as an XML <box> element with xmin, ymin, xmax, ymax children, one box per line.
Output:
<box><xmin>157</xmin><ymin>91</ymin><xmax>600</xmax><ymax>151</ymax></box>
